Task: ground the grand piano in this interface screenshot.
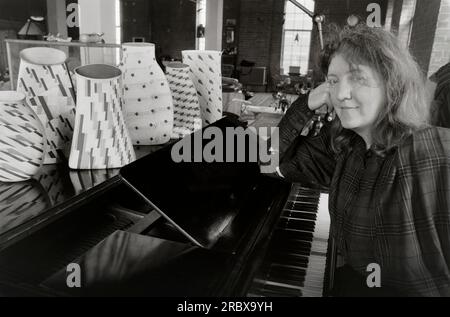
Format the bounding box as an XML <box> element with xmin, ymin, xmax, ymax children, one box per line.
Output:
<box><xmin>0</xmin><ymin>116</ymin><xmax>335</xmax><ymax>297</ymax></box>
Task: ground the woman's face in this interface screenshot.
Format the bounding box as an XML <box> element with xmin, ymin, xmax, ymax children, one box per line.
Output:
<box><xmin>327</xmin><ymin>54</ymin><xmax>386</xmax><ymax>136</ymax></box>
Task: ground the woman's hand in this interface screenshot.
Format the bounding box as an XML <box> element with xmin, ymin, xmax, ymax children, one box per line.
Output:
<box><xmin>308</xmin><ymin>82</ymin><xmax>333</xmax><ymax>114</ymax></box>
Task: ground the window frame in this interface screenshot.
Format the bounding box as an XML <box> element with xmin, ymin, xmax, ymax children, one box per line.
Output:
<box><xmin>280</xmin><ymin>0</ymin><xmax>315</xmax><ymax>76</ymax></box>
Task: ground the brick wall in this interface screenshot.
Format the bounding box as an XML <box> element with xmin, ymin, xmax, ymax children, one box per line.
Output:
<box><xmin>148</xmin><ymin>0</ymin><xmax>196</xmax><ymax>60</ymax></box>
<box><xmin>0</xmin><ymin>0</ymin><xmax>47</xmax><ymax>25</ymax></box>
<box><xmin>409</xmin><ymin>0</ymin><xmax>441</xmax><ymax>75</ymax></box>
<box><xmin>428</xmin><ymin>0</ymin><xmax>450</xmax><ymax>76</ymax></box>
<box><xmin>237</xmin><ymin>0</ymin><xmax>284</xmax><ymax>90</ymax></box>
<box><xmin>222</xmin><ymin>0</ymin><xmax>241</xmax><ymax>51</ymax></box>
<box><xmin>268</xmin><ymin>0</ymin><xmax>285</xmax><ymax>84</ymax></box>
<box><xmin>0</xmin><ymin>0</ymin><xmax>47</xmax><ymax>74</ymax></box>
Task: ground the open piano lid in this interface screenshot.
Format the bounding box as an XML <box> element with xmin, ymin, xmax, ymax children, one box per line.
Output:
<box><xmin>119</xmin><ymin>117</ymin><xmax>262</xmax><ymax>250</ymax></box>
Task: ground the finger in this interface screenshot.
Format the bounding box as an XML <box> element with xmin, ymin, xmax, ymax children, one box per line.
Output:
<box><xmin>324</xmin><ymin>92</ymin><xmax>333</xmax><ymax>112</ymax></box>
<box><xmin>316</xmin><ymin>104</ymin><xmax>328</xmax><ymax>114</ymax></box>
<box><xmin>320</xmin><ymin>93</ymin><xmax>331</xmax><ymax>109</ymax></box>
<box><xmin>326</xmin><ymin>100</ymin><xmax>333</xmax><ymax>113</ymax></box>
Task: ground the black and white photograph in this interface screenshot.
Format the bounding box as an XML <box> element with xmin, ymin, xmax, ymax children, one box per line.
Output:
<box><xmin>0</xmin><ymin>0</ymin><xmax>450</xmax><ymax>301</ymax></box>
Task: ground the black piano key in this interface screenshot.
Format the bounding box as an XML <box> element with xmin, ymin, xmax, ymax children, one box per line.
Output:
<box><xmin>272</xmin><ymin>234</ymin><xmax>313</xmax><ymax>248</ymax></box>
<box><xmin>286</xmin><ymin>196</ymin><xmax>319</xmax><ymax>204</ymax></box>
<box><xmin>281</xmin><ymin>210</ymin><xmax>318</xmax><ymax>221</ymax></box>
<box><xmin>273</xmin><ymin>245</ymin><xmax>312</xmax><ymax>258</ymax></box>
<box><xmin>286</xmin><ymin>197</ymin><xmax>319</xmax><ymax>204</ymax></box>
<box><xmin>268</xmin><ymin>253</ymin><xmax>310</xmax><ymax>268</ymax></box>
<box><xmin>274</xmin><ymin>228</ymin><xmax>314</xmax><ymax>241</ymax></box>
<box><xmin>266</xmin><ymin>268</ymin><xmax>307</xmax><ymax>287</ymax></box>
<box><xmin>284</xmin><ymin>202</ymin><xmax>318</xmax><ymax>212</ymax></box>
<box><xmin>278</xmin><ymin>218</ymin><xmax>316</xmax><ymax>232</ymax></box>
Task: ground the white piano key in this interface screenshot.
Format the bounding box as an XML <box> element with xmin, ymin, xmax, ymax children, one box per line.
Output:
<box><xmin>247</xmin><ymin>186</ymin><xmax>331</xmax><ymax>297</ymax></box>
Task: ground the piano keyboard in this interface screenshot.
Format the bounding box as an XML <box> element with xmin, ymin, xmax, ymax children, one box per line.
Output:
<box><xmin>247</xmin><ymin>184</ymin><xmax>331</xmax><ymax>297</ymax></box>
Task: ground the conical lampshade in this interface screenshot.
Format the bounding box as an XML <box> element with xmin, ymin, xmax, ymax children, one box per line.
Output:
<box><xmin>18</xmin><ymin>19</ymin><xmax>44</xmax><ymax>36</ymax></box>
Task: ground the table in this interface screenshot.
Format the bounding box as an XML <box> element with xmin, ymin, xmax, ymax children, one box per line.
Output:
<box><xmin>246</xmin><ymin>93</ymin><xmax>298</xmax><ymax>129</ymax></box>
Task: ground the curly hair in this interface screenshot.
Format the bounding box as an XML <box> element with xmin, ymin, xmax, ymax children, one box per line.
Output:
<box><xmin>320</xmin><ymin>24</ymin><xmax>430</xmax><ymax>155</ymax></box>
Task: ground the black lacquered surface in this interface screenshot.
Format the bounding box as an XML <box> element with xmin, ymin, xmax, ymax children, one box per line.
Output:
<box><xmin>43</xmin><ymin>230</ymin><xmax>235</xmax><ymax>296</ymax></box>
<box><xmin>120</xmin><ymin>118</ymin><xmax>262</xmax><ymax>249</ymax></box>
<box><xmin>0</xmin><ymin>146</ymin><xmax>162</xmax><ymax>247</ymax></box>
<box><xmin>0</xmin><ymin>117</ymin><xmax>306</xmax><ymax>297</ymax></box>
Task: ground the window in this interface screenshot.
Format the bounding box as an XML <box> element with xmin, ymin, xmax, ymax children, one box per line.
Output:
<box><xmin>196</xmin><ymin>0</ymin><xmax>206</xmax><ymax>50</ymax></box>
<box><xmin>115</xmin><ymin>0</ymin><xmax>121</xmax><ymax>65</ymax></box>
<box><xmin>280</xmin><ymin>0</ymin><xmax>314</xmax><ymax>75</ymax></box>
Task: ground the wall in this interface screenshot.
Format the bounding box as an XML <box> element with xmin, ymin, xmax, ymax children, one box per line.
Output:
<box><xmin>0</xmin><ymin>0</ymin><xmax>47</xmax><ymax>26</ymax></box>
<box><xmin>428</xmin><ymin>0</ymin><xmax>450</xmax><ymax>76</ymax></box>
<box><xmin>0</xmin><ymin>0</ymin><xmax>47</xmax><ymax>74</ymax></box>
<box><xmin>390</xmin><ymin>0</ymin><xmax>404</xmax><ymax>33</ymax></box>
<box><xmin>237</xmin><ymin>0</ymin><xmax>284</xmax><ymax>90</ymax></box>
<box><xmin>386</xmin><ymin>0</ymin><xmax>416</xmax><ymax>47</ymax></box>
<box><xmin>78</xmin><ymin>0</ymin><xmax>118</xmax><ymax>64</ymax></box>
<box><xmin>384</xmin><ymin>0</ymin><xmax>395</xmax><ymax>30</ymax></box>
<box><xmin>79</xmin><ymin>0</ymin><xmax>116</xmax><ymax>44</ymax></box>
<box><xmin>205</xmin><ymin>0</ymin><xmax>223</xmax><ymax>50</ymax></box>
<box><xmin>397</xmin><ymin>0</ymin><xmax>416</xmax><ymax>47</ymax></box>
<box><xmin>222</xmin><ymin>0</ymin><xmax>240</xmax><ymax>51</ymax></box>
<box><xmin>148</xmin><ymin>0</ymin><xmax>196</xmax><ymax>61</ymax></box>
<box><xmin>121</xmin><ymin>0</ymin><xmax>150</xmax><ymax>43</ymax></box>
<box><xmin>409</xmin><ymin>0</ymin><xmax>441</xmax><ymax>75</ymax></box>
<box><xmin>46</xmin><ymin>0</ymin><xmax>68</xmax><ymax>37</ymax></box>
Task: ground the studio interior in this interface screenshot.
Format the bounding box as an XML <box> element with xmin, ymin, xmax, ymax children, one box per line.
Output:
<box><xmin>0</xmin><ymin>0</ymin><xmax>449</xmax><ymax>298</ymax></box>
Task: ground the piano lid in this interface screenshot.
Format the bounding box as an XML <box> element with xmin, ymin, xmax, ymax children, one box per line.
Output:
<box><xmin>119</xmin><ymin>117</ymin><xmax>263</xmax><ymax>250</ymax></box>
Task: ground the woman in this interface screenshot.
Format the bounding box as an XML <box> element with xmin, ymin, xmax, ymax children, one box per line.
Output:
<box><xmin>427</xmin><ymin>61</ymin><xmax>450</xmax><ymax>128</ymax></box>
<box><xmin>276</xmin><ymin>24</ymin><xmax>450</xmax><ymax>296</ymax></box>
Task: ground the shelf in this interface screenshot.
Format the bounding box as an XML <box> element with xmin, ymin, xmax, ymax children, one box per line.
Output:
<box><xmin>5</xmin><ymin>39</ymin><xmax>121</xmax><ymax>48</ymax></box>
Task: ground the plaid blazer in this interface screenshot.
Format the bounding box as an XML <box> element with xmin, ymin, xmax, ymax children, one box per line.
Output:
<box><xmin>277</xmin><ymin>98</ymin><xmax>450</xmax><ymax>296</ymax></box>
<box><xmin>430</xmin><ymin>63</ymin><xmax>450</xmax><ymax>128</ymax></box>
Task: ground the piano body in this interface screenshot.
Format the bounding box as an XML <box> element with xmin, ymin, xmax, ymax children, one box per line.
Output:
<box><xmin>0</xmin><ymin>117</ymin><xmax>335</xmax><ymax>297</ymax></box>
